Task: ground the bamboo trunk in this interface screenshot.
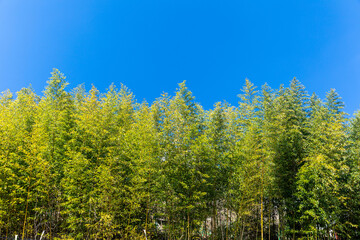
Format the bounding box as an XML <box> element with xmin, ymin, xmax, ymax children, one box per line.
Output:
<box><xmin>187</xmin><ymin>211</ymin><xmax>190</xmax><ymax>240</ymax></box>
<box><xmin>22</xmin><ymin>176</ymin><xmax>31</xmax><ymax>240</ymax></box>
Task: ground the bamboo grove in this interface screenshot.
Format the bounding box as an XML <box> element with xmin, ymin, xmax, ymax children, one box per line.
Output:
<box><xmin>1</xmin><ymin>69</ymin><xmax>360</xmax><ymax>240</ymax></box>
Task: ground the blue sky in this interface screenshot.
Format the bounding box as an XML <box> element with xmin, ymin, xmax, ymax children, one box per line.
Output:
<box><xmin>0</xmin><ymin>0</ymin><xmax>359</xmax><ymax>114</ymax></box>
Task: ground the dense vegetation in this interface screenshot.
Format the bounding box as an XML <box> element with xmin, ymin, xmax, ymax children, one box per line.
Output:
<box><xmin>0</xmin><ymin>69</ymin><xmax>359</xmax><ymax>240</ymax></box>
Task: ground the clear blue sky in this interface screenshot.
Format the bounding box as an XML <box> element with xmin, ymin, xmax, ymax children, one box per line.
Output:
<box><xmin>0</xmin><ymin>0</ymin><xmax>359</xmax><ymax>114</ymax></box>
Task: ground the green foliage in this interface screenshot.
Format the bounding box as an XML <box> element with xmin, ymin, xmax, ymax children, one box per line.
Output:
<box><xmin>0</xmin><ymin>70</ymin><xmax>359</xmax><ymax>239</ymax></box>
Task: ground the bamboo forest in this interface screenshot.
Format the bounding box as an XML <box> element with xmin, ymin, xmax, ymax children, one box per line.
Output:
<box><xmin>1</xmin><ymin>69</ymin><xmax>360</xmax><ymax>240</ymax></box>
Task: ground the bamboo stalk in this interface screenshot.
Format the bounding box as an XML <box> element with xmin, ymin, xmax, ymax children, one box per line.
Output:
<box><xmin>22</xmin><ymin>176</ymin><xmax>31</xmax><ymax>240</ymax></box>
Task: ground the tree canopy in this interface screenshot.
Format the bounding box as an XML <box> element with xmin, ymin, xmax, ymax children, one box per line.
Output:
<box><xmin>0</xmin><ymin>69</ymin><xmax>359</xmax><ymax>240</ymax></box>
